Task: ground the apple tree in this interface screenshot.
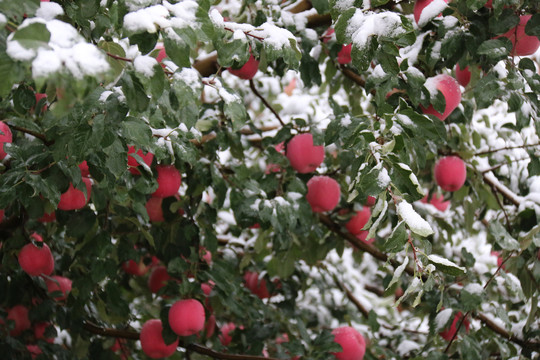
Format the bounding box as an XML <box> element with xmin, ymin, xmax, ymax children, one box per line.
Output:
<box><xmin>0</xmin><ymin>0</ymin><xmax>539</xmax><ymax>359</ymax></box>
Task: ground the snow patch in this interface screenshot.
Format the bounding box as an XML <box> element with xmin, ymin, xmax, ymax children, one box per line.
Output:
<box><xmin>36</xmin><ymin>1</ymin><xmax>64</xmax><ymax>20</ymax></box>
<box><xmin>417</xmin><ymin>0</ymin><xmax>447</xmax><ymax>28</ymax></box>
<box><xmin>134</xmin><ymin>55</ymin><xmax>157</xmax><ymax>77</ymax></box>
<box><xmin>397</xmin><ymin>201</ymin><xmax>434</xmax><ymax>237</ymax></box>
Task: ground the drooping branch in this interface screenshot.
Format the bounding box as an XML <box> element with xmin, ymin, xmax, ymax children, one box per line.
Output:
<box><xmin>482</xmin><ymin>172</ymin><xmax>523</xmax><ymax>207</ymax></box>
<box><xmin>7</xmin><ymin>123</ymin><xmax>53</xmax><ymax>146</ymax></box>
<box><xmin>333</xmin><ymin>276</ymin><xmax>370</xmax><ymax>318</ymax></box>
<box><xmin>82</xmin><ymin>321</ymin><xmax>279</xmax><ymax>360</ymax></box>
<box><xmin>475</xmin><ymin>142</ymin><xmax>540</xmax><ymax>156</ymax></box>
<box><xmin>249</xmin><ymin>80</ymin><xmax>286</xmax><ymax>127</ymax></box>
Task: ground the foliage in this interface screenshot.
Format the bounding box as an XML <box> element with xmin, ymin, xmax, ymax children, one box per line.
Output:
<box><xmin>0</xmin><ymin>0</ymin><xmax>539</xmax><ymax>359</ymax></box>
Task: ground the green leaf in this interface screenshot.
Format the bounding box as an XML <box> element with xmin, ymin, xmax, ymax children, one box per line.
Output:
<box><xmin>382</xmin><ymin>221</ymin><xmax>408</xmax><ymax>253</ymax></box>
<box><xmin>460</xmin><ymin>284</ymin><xmax>484</xmax><ymax>311</ymax></box>
<box><xmin>427</xmin><ymin>254</ymin><xmax>466</xmax><ymax>276</ymax></box>
<box><xmin>489</xmin><ymin>221</ymin><xmax>520</xmax><ymax>251</ymax></box>
<box><xmin>120</xmin><ymin>72</ymin><xmax>150</xmax><ymax>112</ymax></box>
<box><xmin>525</xmin><ymin>14</ymin><xmax>540</xmax><ymax>37</ymax></box>
<box><xmin>12</xmin><ymin>22</ymin><xmax>50</xmax><ymax>48</ymax></box>
<box><xmin>129</xmin><ymin>32</ymin><xmax>159</xmax><ymax>54</ymax></box>
<box><xmin>477</xmin><ymin>39</ymin><xmax>512</xmax><ymax>61</ymax></box>
<box><xmin>216</xmin><ymin>39</ymin><xmax>250</xmax><ymax>68</ymax></box>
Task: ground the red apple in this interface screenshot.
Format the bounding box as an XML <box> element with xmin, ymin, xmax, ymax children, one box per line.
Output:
<box><xmin>34</xmin><ymin>322</ymin><xmax>54</xmax><ymax>343</ymax></box>
<box><xmin>306</xmin><ymin>176</ymin><xmax>341</xmax><ymax>213</ymax></box>
<box><xmin>7</xmin><ymin>305</ymin><xmax>31</xmax><ymax>336</ymax></box>
<box><xmin>18</xmin><ymin>239</ymin><xmax>54</xmax><ymax>277</ymax></box>
<box><xmin>265</xmin><ymin>142</ymin><xmax>285</xmax><ymax>174</ymax></box>
<box><xmin>199</xmin><ymin>246</ymin><xmax>212</xmax><ymax>265</ymax></box>
<box><xmin>345</xmin><ymin>207</ymin><xmax>371</xmax><ymax>235</ymax></box>
<box><xmin>33</xmin><ymin>93</ymin><xmax>48</xmax><ymax>113</ymax></box>
<box><xmin>420</xmin><ymin>74</ymin><xmax>461</xmax><ymax>121</ymax></box>
<box><xmin>243</xmin><ymin>271</ymin><xmax>270</xmax><ymax>299</ymax></box>
<box><xmin>365</xmin><ymin>196</ymin><xmax>376</xmax><ymax>207</ymax></box>
<box><xmin>0</xmin><ymin>121</ymin><xmax>13</xmax><ymax>160</ymax></box>
<box><xmin>219</xmin><ymin>322</ymin><xmax>236</xmax><ymax>346</ymax></box>
<box><xmin>145</xmin><ymin>197</ymin><xmax>164</xmax><ymax>222</ymax></box>
<box><xmin>128</xmin><ymin>146</ymin><xmax>154</xmax><ymax>175</ymax></box>
<box><xmin>228</xmin><ymin>54</ymin><xmax>259</xmax><ymax>80</ymax></box>
<box><xmin>155</xmin><ymin>45</ymin><xmax>167</xmax><ymax>67</ymax></box>
<box><xmin>0</xmin><ymin>208</ymin><xmax>4</xmax><ymax>222</ymax></box>
<box><xmin>414</xmin><ymin>0</ymin><xmax>448</xmax><ymax>26</ymax></box>
<box><xmin>148</xmin><ymin>265</ymin><xmax>171</xmax><ymax>294</ymax></box>
<box><xmin>434</xmin><ymin>156</ymin><xmax>467</xmax><ymax>192</ymax></box>
<box><xmin>57</xmin><ymin>177</ymin><xmax>92</xmax><ymax>211</ymax></box>
<box><xmin>122</xmin><ymin>258</ymin><xmax>149</xmax><ymax>276</ymax></box>
<box><xmin>322</xmin><ymin>28</ymin><xmax>335</xmax><ymax>43</ymax></box>
<box><xmin>491</xmin><ymin>251</ymin><xmax>505</xmax><ymax>269</ymax></box>
<box><xmin>204</xmin><ymin>314</ymin><xmax>216</xmax><ymax>338</ymax></box>
<box><xmin>498</xmin><ymin>15</ymin><xmax>540</xmax><ymax>56</ymax></box>
<box><xmin>168</xmin><ymin>299</ymin><xmax>206</xmax><ymax>336</ymax></box>
<box><xmin>38</xmin><ymin>210</ymin><xmax>56</xmax><ymax>223</ymax></box>
<box><xmin>286</xmin><ymin>133</ymin><xmax>325</xmax><ymax>173</ymax></box>
<box><xmin>440</xmin><ymin>312</ymin><xmax>470</xmax><ymax>341</ymax></box>
<box><xmin>140</xmin><ymin>319</ymin><xmax>179</xmax><ymax>359</ymax></box>
<box><xmin>420</xmin><ymin>193</ymin><xmax>450</xmax><ymax>211</ymax></box>
<box><xmin>455</xmin><ymin>64</ymin><xmax>471</xmax><ymax>87</ymax></box>
<box><xmin>45</xmin><ymin>275</ymin><xmax>72</xmax><ymax>301</ymax></box>
<box><xmin>484</xmin><ymin>0</ymin><xmax>492</xmax><ymax>8</ymax></box>
<box><xmin>26</xmin><ymin>345</ymin><xmax>42</xmax><ymax>359</ymax></box>
<box><xmin>357</xmin><ymin>230</ymin><xmax>375</xmax><ymax>245</ymax></box>
<box><xmin>78</xmin><ymin>161</ymin><xmax>90</xmax><ymax>177</ymax></box>
<box><xmin>337</xmin><ymin>44</ymin><xmax>352</xmax><ymax>65</ymax></box>
<box><xmin>331</xmin><ymin>326</ymin><xmax>366</xmax><ymax>360</ymax></box>
<box><xmin>152</xmin><ymin>165</ymin><xmax>181</xmax><ymax>198</ymax></box>
<box><xmin>275</xmin><ymin>334</ymin><xmax>301</xmax><ymax>360</ymax></box>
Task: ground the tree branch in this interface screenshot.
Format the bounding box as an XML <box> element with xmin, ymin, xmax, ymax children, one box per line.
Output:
<box><xmin>333</xmin><ymin>276</ymin><xmax>370</xmax><ymax>318</ymax></box>
<box><xmin>482</xmin><ymin>172</ymin><xmax>523</xmax><ymax>207</ymax></box>
<box><xmin>475</xmin><ymin>143</ymin><xmax>540</xmax><ymax>156</ymax></box>
<box><xmin>82</xmin><ymin>321</ymin><xmax>279</xmax><ymax>360</ymax></box>
<box><xmin>7</xmin><ymin>124</ymin><xmax>53</xmax><ymax>146</ymax></box>
<box><xmin>249</xmin><ymin>80</ymin><xmax>286</xmax><ymax>127</ymax></box>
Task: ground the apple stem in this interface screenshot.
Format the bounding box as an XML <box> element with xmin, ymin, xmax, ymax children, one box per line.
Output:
<box><xmin>249</xmin><ymin>79</ymin><xmax>286</xmax><ymax>127</ymax></box>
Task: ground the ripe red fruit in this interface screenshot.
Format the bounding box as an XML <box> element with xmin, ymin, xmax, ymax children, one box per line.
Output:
<box><xmin>219</xmin><ymin>322</ymin><xmax>236</xmax><ymax>346</ymax></box>
<box><xmin>155</xmin><ymin>45</ymin><xmax>167</xmax><ymax>67</ymax></box>
<box><xmin>243</xmin><ymin>271</ymin><xmax>270</xmax><ymax>299</ymax></box>
<box><xmin>331</xmin><ymin>326</ymin><xmax>366</xmax><ymax>360</ymax></box>
<box><xmin>45</xmin><ymin>275</ymin><xmax>72</xmax><ymax>301</ymax></box>
<box><xmin>148</xmin><ymin>266</ymin><xmax>171</xmax><ymax>294</ymax></box>
<box><xmin>168</xmin><ymin>299</ymin><xmax>206</xmax><ymax>336</ymax></box>
<box><xmin>26</xmin><ymin>345</ymin><xmax>42</xmax><ymax>359</ymax></box>
<box><xmin>420</xmin><ymin>193</ymin><xmax>450</xmax><ymax>211</ymax></box>
<box><xmin>199</xmin><ymin>246</ymin><xmax>212</xmax><ymax>265</ymax></box>
<box><xmin>127</xmin><ymin>146</ymin><xmax>154</xmax><ymax>175</ymax></box>
<box><xmin>7</xmin><ymin>305</ymin><xmax>31</xmax><ymax>336</ymax></box>
<box><xmin>498</xmin><ymin>15</ymin><xmax>540</xmax><ymax>56</ymax></box>
<box><xmin>228</xmin><ymin>54</ymin><xmax>259</xmax><ymax>80</ymax></box>
<box><xmin>204</xmin><ymin>314</ymin><xmax>216</xmax><ymax>338</ymax></box>
<box><xmin>0</xmin><ymin>121</ymin><xmax>13</xmax><ymax>160</ymax></box>
<box><xmin>122</xmin><ymin>258</ymin><xmax>149</xmax><ymax>276</ymax></box>
<box><xmin>38</xmin><ymin>210</ymin><xmax>56</xmax><ymax>223</ymax></box>
<box><xmin>140</xmin><ymin>319</ymin><xmax>179</xmax><ymax>359</ymax></box>
<box><xmin>286</xmin><ymin>133</ymin><xmax>325</xmax><ymax>173</ymax></box>
<box><xmin>421</xmin><ymin>74</ymin><xmax>461</xmax><ymax>121</ymax></box>
<box><xmin>145</xmin><ymin>197</ymin><xmax>164</xmax><ymax>222</ymax></box>
<box><xmin>0</xmin><ymin>208</ymin><xmax>4</xmax><ymax>222</ymax></box>
<box><xmin>337</xmin><ymin>44</ymin><xmax>352</xmax><ymax>64</ymax></box>
<box><xmin>18</xmin><ymin>240</ymin><xmax>54</xmax><ymax>277</ymax></box>
<box><xmin>345</xmin><ymin>207</ymin><xmax>371</xmax><ymax>235</ymax></box>
<box><xmin>434</xmin><ymin>156</ymin><xmax>467</xmax><ymax>192</ymax></box>
<box><xmin>78</xmin><ymin>161</ymin><xmax>90</xmax><ymax>177</ymax></box>
<box><xmin>34</xmin><ymin>322</ymin><xmax>54</xmax><ymax>343</ymax></box>
<box><xmin>413</xmin><ymin>0</ymin><xmax>448</xmax><ymax>26</ymax></box>
<box><xmin>455</xmin><ymin>64</ymin><xmax>471</xmax><ymax>87</ymax></box>
<box><xmin>365</xmin><ymin>196</ymin><xmax>376</xmax><ymax>207</ymax></box>
<box><xmin>440</xmin><ymin>312</ymin><xmax>470</xmax><ymax>341</ymax></box>
<box><xmin>152</xmin><ymin>165</ymin><xmax>181</xmax><ymax>198</ymax></box>
<box><xmin>57</xmin><ymin>177</ymin><xmax>92</xmax><ymax>211</ymax></box>
<box><xmin>357</xmin><ymin>230</ymin><xmax>375</xmax><ymax>245</ymax></box>
<box><xmin>322</xmin><ymin>28</ymin><xmax>335</xmax><ymax>44</ymax></box>
<box><xmin>306</xmin><ymin>176</ymin><xmax>341</xmax><ymax>213</ymax></box>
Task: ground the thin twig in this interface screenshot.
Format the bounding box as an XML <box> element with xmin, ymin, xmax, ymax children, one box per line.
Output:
<box><xmin>106</xmin><ymin>52</ymin><xmax>133</xmax><ymax>62</ymax></box>
<box><xmin>475</xmin><ymin>143</ymin><xmax>540</xmax><ymax>156</ymax></box>
<box><xmin>334</xmin><ymin>276</ymin><xmax>370</xmax><ymax>318</ymax></box>
<box><xmin>8</xmin><ymin>124</ymin><xmax>53</xmax><ymax>146</ymax></box>
<box><xmin>482</xmin><ymin>172</ymin><xmax>522</xmax><ymax>207</ymax></box>
<box><xmin>249</xmin><ymin>79</ymin><xmax>286</xmax><ymax>127</ymax></box>
<box><xmin>408</xmin><ymin>234</ymin><xmax>423</xmax><ymax>274</ymax></box>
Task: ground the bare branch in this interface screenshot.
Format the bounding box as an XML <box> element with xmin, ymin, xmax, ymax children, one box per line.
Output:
<box><xmin>249</xmin><ymin>80</ymin><xmax>286</xmax><ymax>128</ymax></box>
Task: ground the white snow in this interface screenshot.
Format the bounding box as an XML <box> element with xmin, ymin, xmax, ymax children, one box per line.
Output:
<box><xmin>463</xmin><ymin>283</ymin><xmax>483</xmax><ymax>295</ymax></box>
<box><xmin>417</xmin><ymin>0</ymin><xmax>447</xmax><ymax>28</ymax></box>
<box><xmin>398</xmin><ymin>340</ymin><xmax>421</xmax><ymax>356</ymax></box>
<box><xmin>133</xmin><ymin>55</ymin><xmax>158</xmax><ymax>77</ymax></box>
<box><xmin>377</xmin><ymin>167</ymin><xmax>391</xmax><ymax>188</ymax></box>
<box><xmin>36</xmin><ymin>1</ymin><xmax>64</xmax><ymax>20</ymax></box>
<box><xmin>399</xmin><ymin>32</ymin><xmax>428</xmax><ymax>66</ymax></box>
<box><xmin>435</xmin><ymin>308</ymin><xmax>453</xmax><ymax>330</ymax></box>
<box><xmin>209</xmin><ymin>9</ymin><xmax>224</xmax><ymax>28</ymax></box>
<box><xmin>175</xmin><ymin>68</ymin><xmax>201</xmax><ymax>91</ymax></box>
<box><xmin>0</xmin><ymin>13</ymin><xmax>6</xmax><ymax>28</ymax></box>
<box><xmin>427</xmin><ymin>254</ymin><xmax>466</xmax><ymax>272</ymax></box>
<box><xmin>123</xmin><ymin>5</ymin><xmax>170</xmax><ymax>33</ymax></box>
<box><xmin>397</xmin><ymin>201</ymin><xmax>434</xmax><ymax>237</ymax></box>
<box><xmin>347</xmin><ymin>9</ymin><xmax>405</xmax><ymax>50</ymax></box>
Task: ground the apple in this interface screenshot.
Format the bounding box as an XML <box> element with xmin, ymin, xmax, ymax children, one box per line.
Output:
<box><xmin>345</xmin><ymin>207</ymin><xmax>371</xmax><ymax>235</ymax></box>
<box><xmin>454</xmin><ymin>64</ymin><xmax>471</xmax><ymax>87</ymax></box>
<box><xmin>168</xmin><ymin>299</ymin><xmax>206</xmax><ymax>336</ymax></box>
<box><xmin>34</xmin><ymin>322</ymin><xmax>54</xmax><ymax>343</ymax></box>
<box><xmin>491</xmin><ymin>251</ymin><xmax>505</xmax><ymax>269</ymax></box>
<box><xmin>45</xmin><ymin>275</ymin><xmax>72</xmax><ymax>301</ymax></box>
<box><xmin>365</xmin><ymin>196</ymin><xmax>376</xmax><ymax>207</ymax></box>
<box><xmin>265</xmin><ymin>142</ymin><xmax>286</xmax><ymax>174</ymax></box>
<box><xmin>78</xmin><ymin>161</ymin><xmax>90</xmax><ymax>177</ymax></box>
<box><xmin>128</xmin><ymin>146</ymin><xmax>154</xmax><ymax>175</ymax></box>
<box><xmin>357</xmin><ymin>230</ymin><xmax>375</xmax><ymax>245</ymax></box>
<box><xmin>243</xmin><ymin>271</ymin><xmax>270</xmax><ymax>299</ymax></box>
<box><xmin>140</xmin><ymin>319</ymin><xmax>179</xmax><ymax>359</ymax></box>
<box><xmin>228</xmin><ymin>54</ymin><xmax>259</xmax><ymax>80</ymax></box>
<box><xmin>306</xmin><ymin>176</ymin><xmax>341</xmax><ymax>213</ymax></box>
<box><xmin>32</xmin><ymin>93</ymin><xmax>48</xmax><ymax>114</ymax></box>
<box><xmin>219</xmin><ymin>322</ymin><xmax>237</xmax><ymax>346</ymax></box>
<box><xmin>420</xmin><ymin>74</ymin><xmax>461</xmax><ymax>121</ymax></box>
<box><xmin>204</xmin><ymin>314</ymin><xmax>216</xmax><ymax>338</ymax></box>
<box><xmin>57</xmin><ymin>177</ymin><xmax>92</xmax><ymax>211</ymax></box>
<box><xmin>337</xmin><ymin>44</ymin><xmax>352</xmax><ymax>64</ymax></box>
<box><xmin>414</xmin><ymin>0</ymin><xmax>448</xmax><ymax>26</ymax></box>
<box><xmin>484</xmin><ymin>0</ymin><xmax>492</xmax><ymax>7</ymax></box>
<box><xmin>498</xmin><ymin>15</ymin><xmax>540</xmax><ymax>56</ymax></box>
<box><xmin>286</xmin><ymin>133</ymin><xmax>325</xmax><ymax>173</ymax></box>
<box><xmin>199</xmin><ymin>246</ymin><xmax>212</xmax><ymax>265</ymax></box>
<box><xmin>322</xmin><ymin>28</ymin><xmax>335</xmax><ymax>43</ymax></box>
<box><xmin>440</xmin><ymin>312</ymin><xmax>470</xmax><ymax>341</ymax></box>
<box><xmin>7</xmin><ymin>305</ymin><xmax>31</xmax><ymax>336</ymax></box>
<box><xmin>122</xmin><ymin>258</ymin><xmax>149</xmax><ymax>276</ymax></box>
<box><xmin>155</xmin><ymin>45</ymin><xmax>167</xmax><ymax>67</ymax></box>
<box><xmin>152</xmin><ymin>165</ymin><xmax>182</xmax><ymax>198</ymax></box>
<box><xmin>0</xmin><ymin>208</ymin><xmax>4</xmax><ymax>222</ymax></box>
<box><xmin>148</xmin><ymin>265</ymin><xmax>171</xmax><ymax>294</ymax></box>
<box><xmin>331</xmin><ymin>326</ymin><xmax>366</xmax><ymax>360</ymax></box>
<box><xmin>18</xmin><ymin>237</ymin><xmax>54</xmax><ymax>276</ymax></box>
<box><xmin>26</xmin><ymin>345</ymin><xmax>42</xmax><ymax>359</ymax></box>
<box><xmin>434</xmin><ymin>156</ymin><xmax>467</xmax><ymax>192</ymax></box>
<box><xmin>284</xmin><ymin>78</ymin><xmax>297</xmax><ymax>96</ymax></box>
<box><xmin>38</xmin><ymin>210</ymin><xmax>56</xmax><ymax>223</ymax></box>
<box><xmin>0</xmin><ymin>121</ymin><xmax>13</xmax><ymax>160</ymax></box>
<box><xmin>145</xmin><ymin>197</ymin><xmax>165</xmax><ymax>222</ymax></box>
<box><xmin>420</xmin><ymin>193</ymin><xmax>450</xmax><ymax>211</ymax></box>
